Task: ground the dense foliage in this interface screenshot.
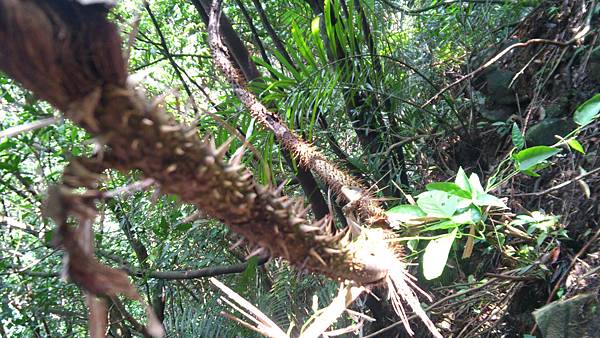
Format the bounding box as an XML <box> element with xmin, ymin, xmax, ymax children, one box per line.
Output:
<box><xmin>1</xmin><ymin>0</ymin><xmax>599</xmax><ymax>337</ymax></box>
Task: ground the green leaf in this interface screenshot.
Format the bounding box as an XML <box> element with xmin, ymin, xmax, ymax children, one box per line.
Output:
<box><xmin>468</xmin><ymin>173</ymin><xmax>485</xmax><ymax>196</ymax></box>
<box><xmin>153</xmin><ymin>217</ymin><xmax>169</xmax><ymax>239</ymax></box>
<box><xmin>422</xmin><ymin>220</ymin><xmax>459</xmax><ymax>231</ymax></box>
<box><xmin>236</xmin><ymin>256</ymin><xmax>258</xmax><ymax>294</ymax></box>
<box><xmin>175</xmin><ymin>222</ymin><xmax>192</xmax><ymax>233</ymax></box>
<box><xmin>291</xmin><ymin>21</ymin><xmax>316</xmax><ymax>68</ymax></box>
<box><xmin>454</xmin><ymin>167</ymin><xmax>471</xmax><ymax>193</ymax></box>
<box><xmin>513</xmin><ymin>146</ymin><xmax>560</xmax><ymax>171</ymax></box>
<box><xmin>310</xmin><ymin>16</ymin><xmax>327</xmax><ymax>62</ymax></box>
<box><xmin>272</xmin><ymin>50</ymin><xmax>301</xmax><ymax>80</ymax></box>
<box><xmin>474</xmin><ymin>193</ymin><xmax>508</xmax><ymax>209</ymax></box>
<box><xmin>573</xmin><ymin>93</ymin><xmax>600</xmax><ymax>126</ymax></box>
<box><xmin>417</xmin><ymin>191</ymin><xmax>461</xmax><ymax>218</ymax></box>
<box><xmin>253</xmin><ymin>57</ymin><xmax>286</xmax><ymax>80</ymax></box>
<box><xmin>451</xmin><ymin>205</ymin><xmax>482</xmax><ymax>225</ymax></box>
<box><xmin>310</xmin><ymin>16</ymin><xmax>321</xmax><ymax>37</ymax></box>
<box><xmin>0</xmin><ymin>139</ymin><xmax>16</xmax><ymax>152</ymax></box>
<box><xmin>387</xmin><ymin>204</ymin><xmax>437</xmax><ymax>227</ymax></box>
<box><xmin>43</xmin><ymin>229</ymin><xmax>55</xmax><ymax>246</ymax></box>
<box><xmin>426</xmin><ymin>182</ymin><xmax>471</xmax><ymax>199</ymax></box>
<box><xmin>511</xmin><ymin>122</ymin><xmax>525</xmax><ymax>149</ymax></box>
<box><xmin>567</xmin><ymin>139</ymin><xmax>585</xmax><ymax>154</ymax></box>
<box><xmin>386</xmin><ymin>204</ymin><xmax>426</xmax><ymax>220</ymax></box>
<box><xmin>422</xmin><ymin>228</ymin><xmax>457</xmax><ymax>280</ymax></box>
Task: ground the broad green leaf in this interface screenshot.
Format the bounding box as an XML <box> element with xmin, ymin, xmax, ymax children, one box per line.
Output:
<box><xmin>513</xmin><ymin>146</ymin><xmax>560</xmax><ymax>171</ymax></box>
<box><xmin>386</xmin><ymin>204</ymin><xmax>426</xmax><ymax>218</ymax></box>
<box><xmin>387</xmin><ymin>205</ymin><xmax>433</xmax><ymax>226</ymax></box>
<box><xmin>422</xmin><ymin>220</ymin><xmax>459</xmax><ymax>232</ymax></box>
<box><xmin>473</xmin><ymin>193</ymin><xmax>508</xmax><ymax>209</ymax></box>
<box><xmin>567</xmin><ymin>139</ymin><xmax>585</xmax><ymax>154</ymax></box>
<box><xmin>422</xmin><ymin>228</ymin><xmax>457</xmax><ymax>280</ymax></box>
<box><xmin>426</xmin><ymin>182</ymin><xmax>471</xmax><ymax>199</ymax></box>
<box><xmin>175</xmin><ymin>222</ymin><xmax>192</xmax><ymax>233</ymax></box>
<box><xmin>451</xmin><ymin>205</ymin><xmax>482</xmax><ymax>224</ymax></box>
<box><xmin>454</xmin><ymin>167</ymin><xmax>471</xmax><ymax>193</ymax></box>
<box><xmin>511</xmin><ymin>122</ymin><xmax>525</xmax><ymax>149</ymax></box>
<box><xmin>468</xmin><ymin>173</ymin><xmax>485</xmax><ymax>196</ymax></box>
<box><xmin>417</xmin><ymin>190</ymin><xmax>461</xmax><ymax>218</ymax></box>
<box><xmin>573</xmin><ymin>93</ymin><xmax>600</xmax><ymax>126</ymax></box>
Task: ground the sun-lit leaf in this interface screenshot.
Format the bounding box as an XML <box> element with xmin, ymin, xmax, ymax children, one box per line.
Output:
<box><xmin>454</xmin><ymin>167</ymin><xmax>471</xmax><ymax>193</ymax></box>
<box><xmin>386</xmin><ymin>204</ymin><xmax>426</xmax><ymax>221</ymax></box>
<box><xmin>468</xmin><ymin>173</ymin><xmax>485</xmax><ymax>197</ymax></box>
<box><xmin>567</xmin><ymin>139</ymin><xmax>585</xmax><ymax>154</ymax></box>
<box><xmin>473</xmin><ymin>193</ymin><xmax>508</xmax><ymax>209</ymax></box>
<box><xmin>426</xmin><ymin>182</ymin><xmax>471</xmax><ymax>198</ymax></box>
<box><xmin>422</xmin><ymin>228</ymin><xmax>458</xmax><ymax>280</ymax></box>
<box><xmin>451</xmin><ymin>205</ymin><xmax>482</xmax><ymax>224</ymax></box>
<box><xmin>513</xmin><ymin>146</ymin><xmax>560</xmax><ymax>171</ymax></box>
<box><xmin>573</xmin><ymin>93</ymin><xmax>600</xmax><ymax>126</ymax></box>
<box><xmin>310</xmin><ymin>16</ymin><xmax>321</xmax><ymax>36</ymax></box>
<box><xmin>417</xmin><ymin>190</ymin><xmax>462</xmax><ymax>218</ymax></box>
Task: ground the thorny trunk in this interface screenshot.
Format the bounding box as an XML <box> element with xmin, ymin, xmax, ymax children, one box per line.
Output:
<box><xmin>191</xmin><ymin>0</ymin><xmax>330</xmax><ymax>220</ymax></box>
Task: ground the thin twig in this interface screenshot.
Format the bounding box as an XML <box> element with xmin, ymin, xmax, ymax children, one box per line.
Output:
<box><xmin>0</xmin><ymin>117</ymin><xmax>60</xmax><ymax>140</ymax></box>
<box><xmin>484</xmin><ymin>272</ymin><xmax>538</xmax><ymax>281</ymax></box>
<box><xmin>381</xmin><ymin>0</ymin><xmax>522</xmax><ymax>14</ymax></box>
<box><xmin>511</xmin><ymin>167</ymin><xmax>600</xmax><ymax>197</ymax></box>
<box><xmin>363</xmin><ymin>278</ymin><xmax>504</xmax><ymax>337</ymax></box>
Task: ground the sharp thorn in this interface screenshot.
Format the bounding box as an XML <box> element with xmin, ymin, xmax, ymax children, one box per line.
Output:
<box><xmin>215</xmin><ymin>138</ymin><xmax>234</xmax><ymax>159</ymax></box>
<box><xmin>246</xmin><ymin>247</ymin><xmax>265</xmax><ymax>260</ymax></box>
<box><xmin>324</xmin><ymin>247</ymin><xmax>342</xmax><ymax>254</ymax></box>
<box><xmin>290</xmin><ymin>217</ymin><xmax>305</xmax><ymax>226</ymax></box>
<box><xmin>230</xmin><ymin>146</ymin><xmax>245</xmax><ymax>166</ymax></box>
<box><xmin>300</xmin><ymin>224</ymin><xmax>320</xmax><ymax>233</ymax></box>
<box><xmin>274</xmin><ymin>181</ymin><xmax>286</xmax><ymax>196</ymax></box>
<box><xmin>229</xmin><ymin>238</ymin><xmax>245</xmax><ymax>251</ymax></box>
<box><xmin>309</xmin><ymin>248</ymin><xmax>327</xmax><ymax>266</ymax></box>
<box><xmin>297</xmin><ymin>205</ymin><xmax>311</xmax><ymax>217</ymax></box>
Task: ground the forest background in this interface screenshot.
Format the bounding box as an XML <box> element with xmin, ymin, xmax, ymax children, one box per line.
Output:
<box><xmin>0</xmin><ymin>0</ymin><xmax>599</xmax><ymax>337</ymax></box>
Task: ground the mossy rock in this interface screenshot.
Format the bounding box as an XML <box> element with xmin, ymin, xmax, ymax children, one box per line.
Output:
<box><xmin>533</xmin><ymin>293</ymin><xmax>600</xmax><ymax>338</ymax></box>
<box><xmin>588</xmin><ymin>61</ymin><xmax>600</xmax><ymax>83</ymax></box>
<box><xmin>485</xmin><ymin>69</ymin><xmax>518</xmax><ymax>105</ymax></box>
<box><xmin>525</xmin><ymin>118</ymin><xmax>576</xmax><ymax>146</ymax></box>
<box><xmin>481</xmin><ymin>106</ymin><xmax>513</xmax><ymax>121</ymax></box>
<box><xmin>544</xmin><ymin>97</ymin><xmax>569</xmax><ymax>118</ymax></box>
